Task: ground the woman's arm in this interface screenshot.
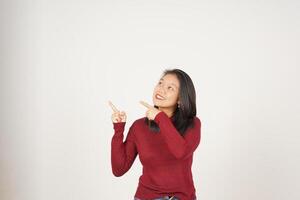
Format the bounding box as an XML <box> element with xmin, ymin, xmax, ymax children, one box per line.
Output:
<box><xmin>111</xmin><ymin>122</ymin><xmax>137</xmax><ymax>177</ymax></box>
<box><xmin>154</xmin><ymin>112</ymin><xmax>201</xmax><ymax>160</ymax></box>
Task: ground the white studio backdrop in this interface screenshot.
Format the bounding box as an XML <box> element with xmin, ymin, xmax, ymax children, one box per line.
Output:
<box><xmin>1</xmin><ymin>0</ymin><xmax>299</xmax><ymax>200</ymax></box>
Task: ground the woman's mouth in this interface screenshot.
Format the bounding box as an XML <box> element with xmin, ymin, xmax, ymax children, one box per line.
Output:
<box><xmin>155</xmin><ymin>94</ymin><xmax>165</xmax><ymax>100</ymax></box>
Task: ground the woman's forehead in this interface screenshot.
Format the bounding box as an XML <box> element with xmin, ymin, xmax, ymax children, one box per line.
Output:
<box><xmin>160</xmin><ymin>74</ymin><xmax>179</xmax><ymax>88</ymax></box>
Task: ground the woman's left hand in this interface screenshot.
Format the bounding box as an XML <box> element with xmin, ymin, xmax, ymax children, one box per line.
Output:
<box><xmin>139</xmin><ymin>100</ymin><xmax>162</xmax><ymax>120</ymax></box>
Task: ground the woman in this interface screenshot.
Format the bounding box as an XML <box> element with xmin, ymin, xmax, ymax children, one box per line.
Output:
<box><xmin>109</xmin><ymin>69</ymin><xmax>201</xmax><ymax>200</ymax></box>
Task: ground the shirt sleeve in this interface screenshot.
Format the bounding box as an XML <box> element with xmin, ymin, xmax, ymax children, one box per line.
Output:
<box><xmin>154</xmin><ymin>111</ymin><xmax>201</xmax><ymax>160</ymax></box>
<box><xmin>111</xmin><ymin>121</ymin><xmax>138</xmax><ymax>177</ymax></box>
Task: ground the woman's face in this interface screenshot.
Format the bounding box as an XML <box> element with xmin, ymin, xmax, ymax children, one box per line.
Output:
<box><xmin>152</xmin><ymin>74</ymin><xmax>180</xmax><ymax>110</ymax></box>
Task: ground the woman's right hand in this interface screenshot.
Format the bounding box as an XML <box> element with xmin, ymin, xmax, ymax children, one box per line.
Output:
<box><xmin>108</xmin><ymin>100</ymin><xmax>127</xmax><ymax>123</ymax></box>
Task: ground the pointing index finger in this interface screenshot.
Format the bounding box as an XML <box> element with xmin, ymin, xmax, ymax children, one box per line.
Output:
<box><xmin>139</xmin><ymin>100</ymin><xmax>153</xmax><ymax>109</ymax></box>
<box><xmin>108</xmin><ymin>100</ymin><xmax>119</xmax><ymax>112</ymax></box>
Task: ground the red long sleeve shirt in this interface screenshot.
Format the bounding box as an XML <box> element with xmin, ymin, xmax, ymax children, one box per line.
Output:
<box><xmin>111</xmin><ymin>111</ymin><xmax>201</xmax><ymax>200</ymax></box>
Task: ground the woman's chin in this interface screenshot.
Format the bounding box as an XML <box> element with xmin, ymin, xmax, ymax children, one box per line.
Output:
<box><xmin>153</xmin><ymin>99</ymin><xmax>171</xmax><ymax>108</ymax></box>
<box><xmin>154</xmin><ymin>103</ymin><xmax>168</xmax><ymax>109</ymax></box>
<box><xmin>153</xmin><ymin>100</ymin><xmax>163</xmax><ymax>107</ymax></box>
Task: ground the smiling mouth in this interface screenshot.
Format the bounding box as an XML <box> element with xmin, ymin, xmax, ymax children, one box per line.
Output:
<box><xmin>155</xmin><ymin>94</ymin><xmax>165</xmax><ymax>100</ymax></box>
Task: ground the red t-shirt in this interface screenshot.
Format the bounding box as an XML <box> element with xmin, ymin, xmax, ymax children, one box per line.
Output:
<box><xmin>111</xmin><ymin>111</ymin><xmax>201</xmax><ymax>200</ymax></box>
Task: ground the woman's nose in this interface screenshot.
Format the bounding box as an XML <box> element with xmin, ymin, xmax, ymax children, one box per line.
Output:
<box><xmin>158</xmin><ymin>88</ymin><xmax>166</xmax><ymax>94</ymax></box>
<box><xmin>158</xmin><ymin>85</ymin><xmax>167</xmax><ymax>93</ymax></box>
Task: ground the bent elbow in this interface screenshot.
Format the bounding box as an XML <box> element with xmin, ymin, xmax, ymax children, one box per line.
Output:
<box><xmin>112</xmin><ymin>169</ymin><xmax>125</xmax><ymax>177</ymax></box>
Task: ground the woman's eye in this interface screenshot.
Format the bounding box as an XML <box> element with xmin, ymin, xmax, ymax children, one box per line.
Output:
<box><xmin>168</xmin><ymin>87</ymin><xmax>173</xmax><ymax>90</ymax></box>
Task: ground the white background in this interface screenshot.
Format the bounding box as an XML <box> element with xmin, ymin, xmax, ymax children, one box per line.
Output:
<box><xmin>1</xmin><ymin>0</ymin><xmax>299</xmax><ymax>200</ymax></box>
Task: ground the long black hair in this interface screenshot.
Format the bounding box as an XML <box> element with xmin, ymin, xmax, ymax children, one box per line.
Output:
<box><xmin>144</xmin><ymin>68</ymin><xmax>197</xmax><ymax>136</ymax></box>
